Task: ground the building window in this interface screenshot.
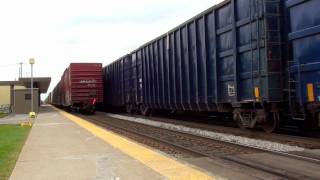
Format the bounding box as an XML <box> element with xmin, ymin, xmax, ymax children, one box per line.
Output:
<box><xmin>25</xmin><ymin>94</ymin><xmax>31</xmax><ymax>100</ymax></box>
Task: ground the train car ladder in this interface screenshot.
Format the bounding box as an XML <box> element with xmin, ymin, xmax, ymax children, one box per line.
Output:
<box><xmin>265</xmin><ymin>0</ymin><xmax>283</xmax><ymax>100</ymax></box>
<box><xmin>287</xmin><ymin>60</ymin><xmax>306</xmax><ymax>120</ymax></box>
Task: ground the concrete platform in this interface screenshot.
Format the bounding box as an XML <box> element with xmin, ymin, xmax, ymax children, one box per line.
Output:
<box><xmin>10</xmin><ymin>106</ymin><xmax>214</xmax><ymax>180</ymax></box>
<box><xmin>0</xmin><ymin>114</ymin><xmax>28</xmax><ymax>125</ymax></box>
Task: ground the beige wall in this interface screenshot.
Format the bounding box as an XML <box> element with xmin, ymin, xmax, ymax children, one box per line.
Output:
<box><xmin>14</xmin><ymin>86</ymin><xmax>26</xmax><ymax>90</ymax></box>
<box><xmin>0</xmin><ymin>86</ymin><xmax>11</xmax><ymax>105</ymax></box>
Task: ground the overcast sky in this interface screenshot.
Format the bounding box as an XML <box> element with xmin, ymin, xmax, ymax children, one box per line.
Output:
<box><xmin>0</xmin><ymin>0</ymin><xmax>223</xmax><ymax>99</ymax></box>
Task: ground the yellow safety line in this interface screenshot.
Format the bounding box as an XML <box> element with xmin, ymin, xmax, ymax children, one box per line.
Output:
<box><xmin>55</xmin><ymin>108</ymin><xmax>215</xmax><ymax>180</ymax></box>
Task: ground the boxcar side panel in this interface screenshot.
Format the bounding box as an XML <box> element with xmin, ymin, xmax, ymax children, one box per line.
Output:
<box><xmin>287</xmin><ymin>0</ymin><xmax>320</xmax><ymax>104</ymax></box>
<box><xmin>132</xmin><ymin>0</ymin><xmax>283</xmax><ymax>112</ymax></box>
<box><xmin>104</xmin><ymin>0</ymin><xmax>284</xmax><ymax>115</ymax></box>
<box><xmin>69</xmin><ymin>63</ymin><xmax>104</xmax><ymax>106</ymax></box>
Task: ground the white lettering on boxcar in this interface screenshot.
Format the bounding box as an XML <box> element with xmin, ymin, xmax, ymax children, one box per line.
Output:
<box><xmin>79</xmin><ymin>80</ymin><xmax>96</xmax><ymax>84</ymax></box>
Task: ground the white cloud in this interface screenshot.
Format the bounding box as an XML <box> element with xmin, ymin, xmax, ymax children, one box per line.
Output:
<box><xmin>0</xmin><ymin>0</ymin><xmax>224</xmax><ymax>99</ymax></box>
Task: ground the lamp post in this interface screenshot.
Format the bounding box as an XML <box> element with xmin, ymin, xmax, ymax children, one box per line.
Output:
<box><xmin>29</xmin><ymin>58</ymin><xmax>35</xmax><ymax>113</ymax></box>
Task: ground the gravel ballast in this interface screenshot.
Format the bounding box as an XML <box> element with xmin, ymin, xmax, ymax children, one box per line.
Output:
<box><xmin>106</xmin><ymin>113</ymin><xmax>304</xmax><ymax>152</ymax></box>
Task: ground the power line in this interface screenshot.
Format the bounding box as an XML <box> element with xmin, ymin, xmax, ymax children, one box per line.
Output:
<box><xmin>0</xmin><ymin>63</ymin><xmax>17</xmax><ymax>68</ymax></box>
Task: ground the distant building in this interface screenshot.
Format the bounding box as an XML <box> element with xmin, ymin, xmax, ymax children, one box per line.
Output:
<box><xmin>0</xmin><ymin>77</ymin><xmax>51</xmax><ymax>114</ymax></box>
<box><xmin>0</xmin><ymin>85</ymin><xmax>11</xmax><ymax>105</ymax></box>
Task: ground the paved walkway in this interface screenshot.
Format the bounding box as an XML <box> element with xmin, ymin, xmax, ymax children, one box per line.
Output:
<box><xmin>10</xmin><ymin>106</ymin><xmax>214</xmax><ymax>180</ymax></box>
<box><xmin>0</xmin><ymin>114</ymin><xmax>28</xmax><ymax>125</ymax></box>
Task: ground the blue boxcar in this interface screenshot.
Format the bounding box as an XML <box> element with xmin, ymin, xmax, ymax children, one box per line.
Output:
<box><xmin>286</xmin><ymin>0</ymin><xmax>320</xmax><ymax>126</ymax></box>
<box><xmin>136</xmin><ymin>0</ymin><xmax>283</xmax><ymax>107</ymax></box>
<box><xmin>104</xmin><ymin>0</ymin><xmax>285</xmax><ymax>132</ymax></box>
<box><xmin>104</xmin><ymin>55</ymin><xmax>131</xmax><ymax>107</ymax></box>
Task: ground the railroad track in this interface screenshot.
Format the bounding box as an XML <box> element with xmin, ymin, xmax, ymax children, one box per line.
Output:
<box><xmin>77</xmin><ymin>113</ymin><xmax>320</xmax><ymax>180</ymax></box>
<box><xmin>122</xmin><ymin>112</ymin><xmax>320</xmax><ymax>149</ymax></box>
<box><xmin>87</xmin><ymin>115</ymin><xmax>260</xmax><ymax>156</ymax></box>
<box><xmin>118</xmin><ymin>113</ymin><xmax>320</xmax><ymax>164</ymax></box>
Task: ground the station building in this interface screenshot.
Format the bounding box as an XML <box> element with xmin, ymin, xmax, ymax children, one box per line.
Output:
<box><xmin>0</xmin><ymin>77</ymin><xmax>51</xmax><ymax>114</ymax></box>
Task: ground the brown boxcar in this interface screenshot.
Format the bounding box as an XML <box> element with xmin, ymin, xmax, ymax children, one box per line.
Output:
<box><xmin>56</xmin><ymin>63</ymin><xmax>103</xmax><ymax>113</ymax></box>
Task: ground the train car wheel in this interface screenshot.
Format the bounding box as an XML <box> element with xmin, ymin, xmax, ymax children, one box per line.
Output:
<box><xmin>140</xmin><ymin>105</ymin><xmax>150</xmax><ymax>116</ymax></box>
<box><xmin>317</xmin><ymin>112</ymin><xmax>320</xmax><ymax>128</ymax></box>
<box><xmin>237</xmin><ymin>119</ymin><xmax>247</xmax><ymax>130</ymax></box>
<box><xmin>233</xmin><ymin>109</ymin><xmax>247</xmax><ymax>130</ymax></box>
<box><xmin>262</xmin><ymin>112</ymin><xmax>279</xmax><ymax>133</ymax></box>
<box><xmin>126</xmin><ymin>104</ymin><xmax>133</xmax><ymax>114</ymax></box>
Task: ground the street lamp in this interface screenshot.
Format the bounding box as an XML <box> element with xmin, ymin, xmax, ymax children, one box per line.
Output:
<box><xmin>29</xmin><ymin>58</ymin><xmax>35</xmax><ymax>113</ymax></box>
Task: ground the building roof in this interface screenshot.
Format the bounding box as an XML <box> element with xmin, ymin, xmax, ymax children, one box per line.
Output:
<box><xmin>19</xmin><ymin>77</ymin><xmax>51</xmax><ymax>93</ymax></box>
<box><xmin>0</xmin><ymin>81</ymin><xmax>20</xmax><ymax>86</ymax></box>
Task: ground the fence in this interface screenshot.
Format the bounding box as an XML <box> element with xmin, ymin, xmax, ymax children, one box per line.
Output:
<box><xmin>0</xmin><ymin>104</ymin><xmax>12</xmax><ymax>114</ymax></box>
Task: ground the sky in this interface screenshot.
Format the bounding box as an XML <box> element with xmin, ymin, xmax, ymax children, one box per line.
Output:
<box><xmin>0</xmin><ymin>0</ymin><xmax>223</xmax><ymax>100</ymax></box>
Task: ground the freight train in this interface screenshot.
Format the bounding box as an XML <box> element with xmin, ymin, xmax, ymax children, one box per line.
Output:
<box><xmin>48</xmin><ymin>0</ymin><xmax>320</xmax><ymax>132</ymax></box>
<box><xmin>51</xmin><ymin>63</ymin><xmax>104</xmax><ymax>114</ymax></box>
<box><xmin>103</xmin><ymin>0</ymin><xmax>320</xmax><ymax>132</ymax></box>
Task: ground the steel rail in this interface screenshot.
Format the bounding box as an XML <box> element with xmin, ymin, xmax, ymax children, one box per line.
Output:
<box><xmin>83</xmin><ymin>115</ymin><xmax>318</xmax><ymax>180</ymax></box>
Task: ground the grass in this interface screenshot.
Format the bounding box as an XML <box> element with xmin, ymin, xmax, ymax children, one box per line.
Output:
<box><xmin>0</xmin><ymin>125</ymin><xmax>31</xmax><ymax>180</ymax></box>
<box><xmin>0</xmin><ymin>113</ymin><xmax>7</xmax><ymax>118</ymax></box>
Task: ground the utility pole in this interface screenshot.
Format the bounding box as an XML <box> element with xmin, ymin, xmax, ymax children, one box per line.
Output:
<box><xmin>29</xmin><ymin>58</ymin><xmax>35</xmax><ymax>113</ymax></box>
<box><xmin>18</xmin><ymin>62</ymin><xmax>23</xmax><ymax>78</ymax></box>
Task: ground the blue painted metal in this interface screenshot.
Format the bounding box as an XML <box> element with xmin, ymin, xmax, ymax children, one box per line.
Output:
<box><xmin>104</xmin><ymin>55</ymin><xmax>132</xmax><ymax>107</ymax></box>
<box><xmin>286</xmin><ymin>0</ymin><xmax>320</xmax><ymax>104</ymax></box>
<box><xmin>104</xmin><ymin>0</ymin><xmax>284</xmax><ymax>112</ymax></box>
<box><xmin>231</xmin><ymin>0</ymin><xmax>239</xmax><ymax>103</ymax></box>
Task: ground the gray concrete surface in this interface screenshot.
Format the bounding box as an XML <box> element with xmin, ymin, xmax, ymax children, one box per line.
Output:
<box><xmin>235</xmin><ymin>152</ymin><xmax>320</xmax><ymax>179</ymax></box>
<box><xmin>0</xmin><ymin>114</ymin><xmax>28</xmax><ymax>124</ymax></box>
<box><xmin>10</xmin><ymin>106</ymin><xmax>164</xmax><ymax>180</ymax></box>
